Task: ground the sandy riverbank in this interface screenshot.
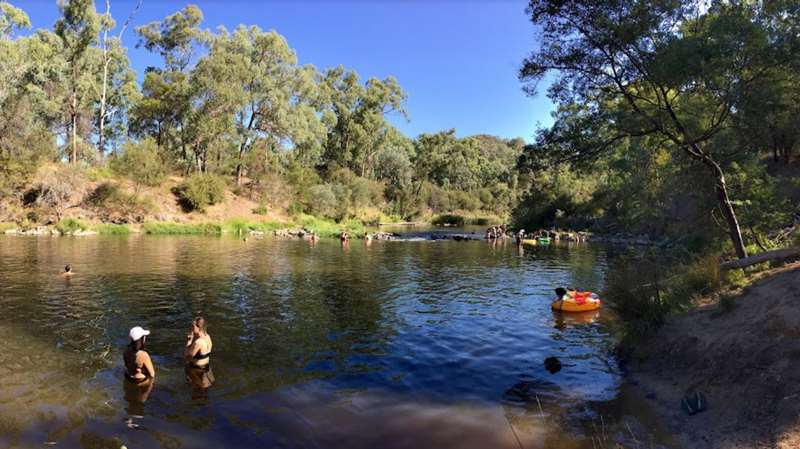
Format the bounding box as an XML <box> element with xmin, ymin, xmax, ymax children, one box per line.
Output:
<box><xmin>622</xmin><ymin>262</ymin><xmax>800</xmax><ymax>449</ymax></box>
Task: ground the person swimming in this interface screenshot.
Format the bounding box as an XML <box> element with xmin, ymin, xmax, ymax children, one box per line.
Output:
<box><xmin>185</xmin><ymin>317</ymin><xmax>212</xmax><ymax>369</ymax></box>
<box><xmin>124</xmin><ymin>326</ymin><xmax>155</xmax><ymax>384</ymax></box>
<box><xmin>61</xmin><ymin>265</ymin><xmax>73</xmax><ymax>277</ymax></box>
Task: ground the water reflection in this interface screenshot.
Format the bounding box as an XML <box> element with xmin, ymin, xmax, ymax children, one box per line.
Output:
<box><xmin>0</xmin><ymin>235</ymin><xmax>632</xmax><ymax>449</ymax></box>
<box><xmin>185</xmin><ymin>364</ymin><xmax>214</xmax><ymax>400</ymax></box>
<box><xmin>123</xmin><ymin>377</ymin><xmax>154</xmax><ymax>418</ymax></box>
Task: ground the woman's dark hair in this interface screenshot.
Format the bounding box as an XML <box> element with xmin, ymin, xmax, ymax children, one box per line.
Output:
<box><xmin>554</xmin><ymin>287</ymin><xmax>567</xmax><ymax>298</ymax></box>
<box><xmin>194</xmin><ymin>316</ymin><xmax>207</xmax><ymax>334</ymax></box>
<box><xmin>64</xmin><ymin>265</ymin><xmax>71</xmax><ymax>272</ymax></box>
<box><xmin>129</xmin><ymin>337</ymin><xmax>146</xmax><ymax>351</ymax></box>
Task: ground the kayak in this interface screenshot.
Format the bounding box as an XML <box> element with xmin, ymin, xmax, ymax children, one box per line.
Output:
<box><xmin>522</xmin><ymin>239</ymin><xmax>538</xmax><ymax>246</ymax></box>
<box><xmin>551</xmin><ymin>291</ymin><xmax>601</xmax><ymax>312</ymax></box>
<box><xmin>538</xmin><ymin>237</ymin><xmax>551</xmax><ymax>245</ymax></box>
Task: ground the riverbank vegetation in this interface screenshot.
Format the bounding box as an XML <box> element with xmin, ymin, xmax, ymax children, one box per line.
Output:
<box><xmin>0</xmin><ymin>1</ymin><xmax>524</xmax><ymax>230</ymax></box>
<box><xmin>514</xmin><ymin>0</ymin><xmax>800</xmax><ymax>335</ymax></box>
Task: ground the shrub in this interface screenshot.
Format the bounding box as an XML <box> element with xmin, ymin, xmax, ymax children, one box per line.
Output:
<box><xmin>85</xmin><ymin>182</ymin><xmax>151</xmax><ymax>223</ymax></box>
<box><xmin>111</xmin><ymin>138</ymin><xmax>166</xmax><ymax>188</ymax></box>
<box><xmin>31</xmin><ymin>164</ymin><xmax>87</xmax><ymax>222</ymax></box>
<box><xmin>252</xmin><ymin>204</ymin><xmax>269</xmax><ymax>215</ymax></box>
<box><xmin>607</xmin><ymin>250</ymin><xmax>723</xmax><ymax>345</ymax></box>
<box><xmin>432</xmin><ymin>214</ymin><xmax>466</xmax><ymax>227</ymax></box>
<box><xmin>295</xmin><ymin>214</ymin><xmax>365</xmax><ymax>238</ymax></box>
<box><xmin>306</xmin><ymin>184</ymin><xmax>338</xmax><ymax>218</ymax></box>
<box><xmin>0</xmin><ymin>222</ymin><xmax>16</xmax><ymax>233</ymax></box>
<box><xmin>177</xmin><ymin>173</ymin><xmax>226</xmax><ymax>212</ymax></box>
<box><xmin>56</xmin><ymin>218</ymin><xmax>88</xmax><ymax>235</ymax></box>
<box><xmin>469</xmin><ymin>217</ymin><xmax>491</xmax><ymax>226</ymax></box>
<box><xmin>450</xmin><ymin>190</ymin><xmax>481</xmax><ymax>211</ymax></box>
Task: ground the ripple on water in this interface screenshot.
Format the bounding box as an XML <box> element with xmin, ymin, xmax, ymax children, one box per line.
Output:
<box><xmin>0</xmin><ymin>235</ymin><xmax>621</xmax><ymax>449</ymax></box>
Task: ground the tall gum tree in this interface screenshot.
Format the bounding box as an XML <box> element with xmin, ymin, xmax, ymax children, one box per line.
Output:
<box><xmin>200</xmin><ymin>26</ymin><xmax>326</xmax><ymax>185</ymax></box>
<box><xmin>95</xmin><ymin>0</ymin><xmax>140</xmax><ymax>156</ymax></box>
<box><xmin>55</xmin><ymin>0</ymin><xmax>99</xmax><ymax>165</ymax></box>
<box><xmin>132</xmin><ymin>5</ymin><xmax>204</xmax><ymax>171</ymax></box>
<box><xmin>519</xmin><ymin>0</ymin><xmax>791</xmax><ymax>259</ymax></box>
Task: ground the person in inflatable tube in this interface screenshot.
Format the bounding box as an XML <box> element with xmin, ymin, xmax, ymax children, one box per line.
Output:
<box><xmin>553</xmin><ymin>287</ymin><xmax>601</xmax><ymax>312</ymax></box>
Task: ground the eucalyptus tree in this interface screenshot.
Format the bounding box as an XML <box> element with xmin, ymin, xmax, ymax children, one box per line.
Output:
<box><xmin>0</xmin><ymin>27</ymin><xmax>65</xmax><ymax>193</ymax></box>
<box><xmin>201</xmin><ymin>26</ymin><xmax>326</xmax><ymax>184</ymax></box>
<box><xmin>321</xmin><ymin>67</ymin><xmax>406</xmax><ymax>177</ymax></box>
<box><xmin>131</xmin><ymin>5</ymin><xmax>205</xmax><ymax>170</ymax></box>
<box><xmin>55</xmin><ymin>0</ymin><xmax>100</xmax><ymax>164</ymax></box>
<box><xmin>519</xmin><ymin>0</ymin><xmax>793</xmax><ymax>258</ymax></box>
<box><xmin>0</xmin><ymin>1</ymin><xmax>29</xmax><ymax>39</ymax></box>
<box><xmin>95</xmin><ymin>0</ymin><xmax>140</xmax><ymax>156</ymax></box>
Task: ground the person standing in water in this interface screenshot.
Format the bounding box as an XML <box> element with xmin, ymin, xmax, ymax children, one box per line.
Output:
<box><xmin>185</xmin><ymin>317</ymin><xmax>214</xmax><ymax>390</ymax></box>
<box><xmin>123</xmin><ymin>326</ymin><xmax>155</xmax><ymax>419</ymax></box>
<box><xmin>124</xmin><ymin>326</ymin><xmax>155</xmax><ymax>383</ymax></box>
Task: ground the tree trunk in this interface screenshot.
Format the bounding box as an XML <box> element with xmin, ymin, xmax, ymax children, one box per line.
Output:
<box><xmin>70</xmin><ymin>91</ymin><xmax>78</xmax><ymax>165</ymax></box>
<box><xmin>709</xmin><ymin>160</ymin><xmax>748</xmax><ymax>259</ymax></box>
<box><xmin>98</xmin><ymin>36</ymin><xmax>109</xmax><ymax>156</ymax></box>
<box><xmin>98</xmin><ymin>107</ymin><xmax>106</xmax><ymax>156</ymax></box>
<box><xmin>683</xmin><ymin>141</ymin><xmax>748</xmax><ymax>260</ymax></box>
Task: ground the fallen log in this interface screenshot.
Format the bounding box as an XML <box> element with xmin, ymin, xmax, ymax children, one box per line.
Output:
<box><xmin>720</xmin><ymin>247</ymin><xmax>800</xmax><ymax>270</ymax></box>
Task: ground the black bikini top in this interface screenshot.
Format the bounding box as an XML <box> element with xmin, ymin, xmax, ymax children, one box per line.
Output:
<box><xmin>193</xmin><ymin>350</ymin><xmax>211</xmax><ymax>360</ymax></box>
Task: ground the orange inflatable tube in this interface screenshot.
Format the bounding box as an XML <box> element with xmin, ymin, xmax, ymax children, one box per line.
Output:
<box><xmin>551</xmin><ymin>291</ymin><xmax>601</xmax><ymax>312</ymax></box>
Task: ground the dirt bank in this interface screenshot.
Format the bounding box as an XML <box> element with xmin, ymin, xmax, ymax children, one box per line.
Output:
<box><xmin>623</xmin><ymin>262</ymin><xmax>800</xmax><ymax>449</ymax></box>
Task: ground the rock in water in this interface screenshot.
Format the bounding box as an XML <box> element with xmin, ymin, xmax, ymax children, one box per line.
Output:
<box><xmin>544</xmin><ymin>356</ymin><xmax>562</xmax><ymax>374</ymax></box>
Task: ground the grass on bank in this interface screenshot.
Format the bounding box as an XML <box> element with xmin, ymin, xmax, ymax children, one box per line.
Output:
<box><xmin>0</xmin><ymin>222</ymin><xmax>16</xmax><ymax>233</ymax></box>
<box><xmin>222</xmin><ymin>218</ymin><xmax>287</xmax><ymax>234</ymax></box>
<box><xmin>55</xmin><ymin>218</ymin><xmax>89</xmax><ymax>235</ymax></box>
<box><xmin>294</xmin><ymin>214</ymin><xmax>365</xmax><ymax>238</ymax></box>
<box><xmin>142</xmin><ymin>222</ymin><xmax>223</xmax><ymax>235</ymax></box>
<box><xmin>93</xmin><ymin>224</ymin><xmax>131</xmax><ymax>235</ymax></box>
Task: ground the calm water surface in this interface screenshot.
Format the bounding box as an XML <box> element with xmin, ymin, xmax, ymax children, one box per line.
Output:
<box><xmin>0</xmin><ymin>235</ymin><xmax>645</xmax><ymax>449</ymax></box>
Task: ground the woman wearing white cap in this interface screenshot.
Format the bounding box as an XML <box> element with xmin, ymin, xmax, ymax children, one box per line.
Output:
<box><xmin>124</xmin><ymin>326</ymin><xmax>156</xmax><ymax>383</ymax></box>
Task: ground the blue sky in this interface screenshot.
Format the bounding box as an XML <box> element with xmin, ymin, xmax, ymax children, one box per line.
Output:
<box><xmin>15</xmin><ymin>0</ymin><xmax>554</xmax><ymax>142</ymax></box>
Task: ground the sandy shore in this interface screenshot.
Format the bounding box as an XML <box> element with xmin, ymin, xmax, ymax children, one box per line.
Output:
<box><xmin>622</xmin><ymin>262</ymin><xmax>800</xmax><ymax>449</ymax></box>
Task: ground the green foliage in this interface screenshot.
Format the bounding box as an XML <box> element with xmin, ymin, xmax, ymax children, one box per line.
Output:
<box><xmin>293</xmin><ymin>214</ymin><xmax>364</xmax><ymax>238</ymax></box>
<box><xmin>723</xmin><ymin>269</ymin><xmax>748</xmax><ymax>289</ymax></box>
<box><xmin>252</xmin><ymin>204</ymin><xmax>269</xmax><ymax>215</ymax></box>
<box><xmin>142</xmin><ymin>222</ymin><xmax>222</xmax><ymax>235</ymax></box>
<box><xmin>0</xmin><ymin>2</ymin><xmax>31</xmax><ymax>38</ymax></box>
<box><xmin>0</xmin><ymin>222</ymin><xmax>16</xmax><ymax>233</ymax></box>
<box><xmin>93</xmin><ymin>223</ymin><xmax>130</xmax><ymax>235</ymax></box>
<box><xmin>111</xmin><ymin>139</ymin><xmax>166</xmax><ymax>187</ymax></box>
<box><xmin>606</xmin><ymin>250</ymin><xmax>721</xmax><ymax>342</ymax></box>
<box><xmin>178</xmin><ymin>173</ymin><xmax>226</xmax><ymax>212</ymax></box>
<box><xmin>55</xmin><ymin>218</ymin><xmax>88</xmax><ymax>235</ymax></box>
<box><xmin>214</xmin><ymin>218</ymin><xmax>282</xmax><ymax>234</ymax></box>
<box><xmin>432</xmin><ymin>214</ymin><xmax>466</xmax><ymax>227</ymax></box>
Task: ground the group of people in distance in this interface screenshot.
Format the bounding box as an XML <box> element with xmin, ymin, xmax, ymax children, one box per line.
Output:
<box><xmin>123</xmin><ymin>317</ymin><xmax>214</xmax><ymax>405</ymax></box>
<box><xmin>485</xmin><ymin>225</ymin><xmax>508</xmax><ymax>240</ymax></box>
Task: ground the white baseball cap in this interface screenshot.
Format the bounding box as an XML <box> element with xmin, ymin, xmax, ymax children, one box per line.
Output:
<box><xmin>129</xmin><ymin>326</ymin><xmax>150</xmax><ymax>341</ymax></box>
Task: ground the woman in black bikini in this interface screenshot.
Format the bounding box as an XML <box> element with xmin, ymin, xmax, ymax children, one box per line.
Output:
<box><xmin>185</xmin><ymin>317</ymin><xmax>214</xmax><ymax>390</ymax></box>
<box><xmin>123</xmin><ymin>326</ymin><xmax>156</xmax><ymax>411</ymax></box>
<box><xmin>124</xmin><ymin>326</ymin><xmax>156</xmax><ymax>383</ymax></box>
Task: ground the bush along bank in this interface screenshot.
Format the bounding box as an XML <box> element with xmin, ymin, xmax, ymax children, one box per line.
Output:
<box><xmin>0</xmin><ymin>216</ymin><xmax>380</xmax><ymax>239</ymax></box>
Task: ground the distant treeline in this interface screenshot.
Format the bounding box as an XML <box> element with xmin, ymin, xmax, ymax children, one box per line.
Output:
<box><xmin>0</xmin><ymin>2</ymin><xmax>524</xmax><ymax>223</ymax></box>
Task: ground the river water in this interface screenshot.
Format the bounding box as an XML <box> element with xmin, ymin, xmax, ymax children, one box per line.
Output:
<box><xmin>0</xmin><ymin>235</ymin><xmax>654</xmax><ymax>449</ymax></box>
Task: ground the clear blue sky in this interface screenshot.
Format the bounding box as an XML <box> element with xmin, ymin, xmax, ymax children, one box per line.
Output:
<box><xmin>15</xmin><ymin>0</ymin><xmax>554</xmax><ymax>142</ymax></box>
